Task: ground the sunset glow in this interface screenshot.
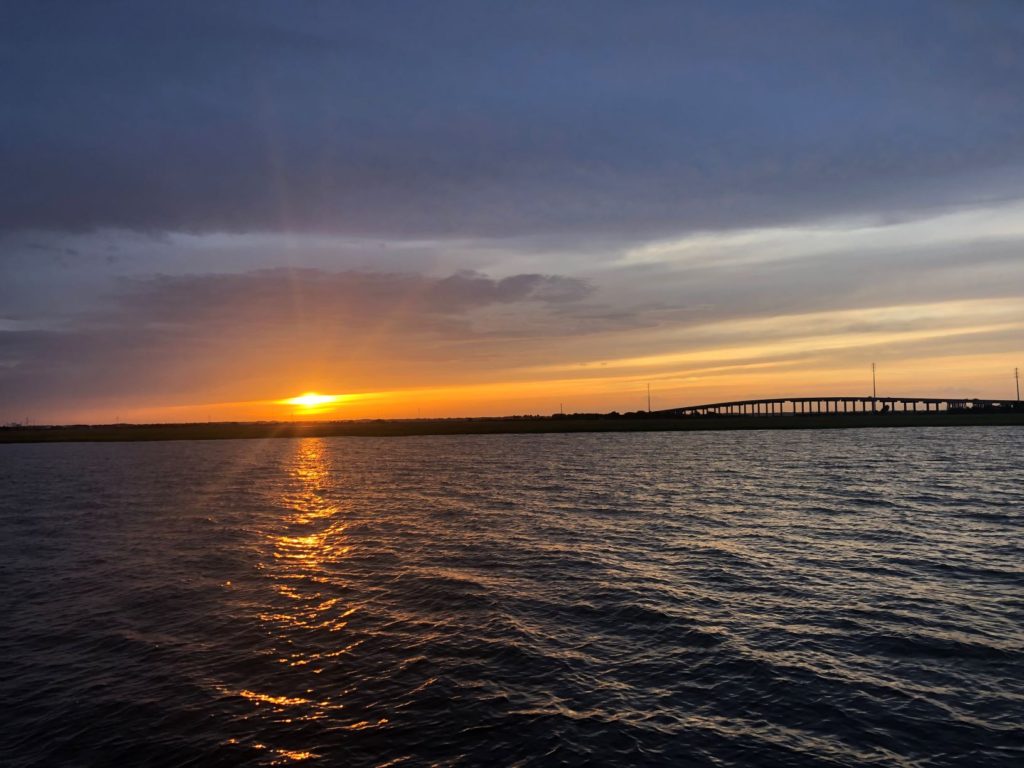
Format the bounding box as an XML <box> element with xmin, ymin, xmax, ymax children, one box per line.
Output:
<box><xmin>1</xmin><ymin>2</ymin><xmax>1022</xmax><ymax>427</ymax></box>
<box><xmin>281</xmin><ymin>393</ymin><xmax>342</xmax><ymax>409</ymax></box>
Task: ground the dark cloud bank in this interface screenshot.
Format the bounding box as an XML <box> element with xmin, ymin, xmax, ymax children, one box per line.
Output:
<box><xmin>2</xmin><ymin>1</ymin><xmax>1023</xmax><ymax>239</ymax></box>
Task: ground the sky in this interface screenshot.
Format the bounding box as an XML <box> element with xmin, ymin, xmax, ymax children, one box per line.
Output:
<box><xmin>2</xmin><ymin>0</ymin><xmax>1023</xmax><ymax>423</ymax></box>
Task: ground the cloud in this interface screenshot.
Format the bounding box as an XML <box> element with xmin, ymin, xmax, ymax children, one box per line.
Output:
<box><xmin>110</xmin><ymin>268</ymin><xmax>590</xmax><ymax>329</ymax></box>
<box><xmin>2</xmin><ymin>2</ymin><xmax>1023</xmax><ymax>420</ymax></box>
<box><xmin>2</xmin><ymin>1</ymin><xmax>1023</xmax><ymax>238</ymax></box>
<box><xmin>0</xmin><ymin>268</ymin><xmax>592</xmax><ymax>410</ymax></box>
<box><xmin>2</xmin><ymin>250</ymin><xmax>1021</xmax><ymax>422</ymax></box>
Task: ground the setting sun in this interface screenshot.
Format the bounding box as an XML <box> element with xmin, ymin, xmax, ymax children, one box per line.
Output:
<box><xmin>279</xmin><ymin>392</ymin><xmax>342</xmax><ymax>410</ymax></box>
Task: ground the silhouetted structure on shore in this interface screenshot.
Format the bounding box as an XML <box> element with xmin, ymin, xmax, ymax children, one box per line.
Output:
<box><xmin>655</xmin><ymin>396</ymin><xmax>1023</xmax><ymax>417</ymax></box>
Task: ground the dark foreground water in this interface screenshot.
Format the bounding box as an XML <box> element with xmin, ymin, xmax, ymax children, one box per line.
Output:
<box><xmin>1</xmin><ymin>428</ymin><xmax>1022</xmax><ymax>767</ymax></box>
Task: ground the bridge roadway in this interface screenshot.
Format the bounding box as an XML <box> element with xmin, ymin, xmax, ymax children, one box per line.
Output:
<box><xmin>655</xmin><ymin>396</ymin><xmax>1022</xmax><ymax>417</ymax></box>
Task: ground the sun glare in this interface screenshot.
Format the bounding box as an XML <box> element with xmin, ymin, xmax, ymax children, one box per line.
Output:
<box><xmin>280</xmin><ymin>392</ymin><xmax>343</xmax><ymax>410</ymax></box>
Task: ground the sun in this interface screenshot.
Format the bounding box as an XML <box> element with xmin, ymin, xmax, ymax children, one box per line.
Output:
<box><xmin>284</xmin><ymin>392</ymin><xmax>339</xmax><ymax>408</ymax></box>
<box><xmin>275</xmin><ymin>392</ymin><xmax>348</xmax><ymax>415</ymax></box>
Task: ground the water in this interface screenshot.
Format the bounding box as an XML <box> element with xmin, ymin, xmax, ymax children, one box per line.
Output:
<box><xmin>1</xmin><ymin>428</ymin><xmax>1021</xmax><ymax>767</ymax></box>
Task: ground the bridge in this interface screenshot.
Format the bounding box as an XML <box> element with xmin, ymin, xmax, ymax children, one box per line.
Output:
<box><xmin>655</xmin><ymin>396</ymin><xmax>1023</xmax><ymax>417</ymax></box>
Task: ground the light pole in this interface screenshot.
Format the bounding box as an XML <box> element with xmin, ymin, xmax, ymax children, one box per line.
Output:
<box><xmin>871</xmin><ymin>362</ymin><xmax>877</xmax><ymax>412</ymax></box>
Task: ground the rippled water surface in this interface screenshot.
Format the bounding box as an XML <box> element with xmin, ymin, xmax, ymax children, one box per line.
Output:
<box><xmin>2</xmin><ymin>428</ymin><xmax>1022</xmax><ymax>767</ymax></box>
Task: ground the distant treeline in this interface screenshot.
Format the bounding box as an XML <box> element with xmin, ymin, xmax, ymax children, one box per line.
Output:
<box><xmin>2</xmin><ymin>410</ymin><xmax>1023</xmax><ymax>444</ymax></box>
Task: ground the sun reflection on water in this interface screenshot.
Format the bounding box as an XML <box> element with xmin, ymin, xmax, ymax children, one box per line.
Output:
<box><xmin>222</xmin><ymin>438</ymin><xmax>386</xmax><ymax>759</ymax></box>
<box><xmin>262</xmin><ymin>439</ymin><xmax>355</xmax><ymax>637</ymax></box>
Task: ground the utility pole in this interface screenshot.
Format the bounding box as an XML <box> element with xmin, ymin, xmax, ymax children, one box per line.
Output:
<box><xmin>871</xmin><ymin>362</ymin><xmax>877</xmax><ymax>412</ymax></box>
<box><xmin>647</xmin><ymin>383</ymin><xmax>652</xmax><ymax>413</ymax></box>
<box><xmin>1016</xmin><ymin>367</ymin><xmax>1020</xmax><ymax>401</ymax></box>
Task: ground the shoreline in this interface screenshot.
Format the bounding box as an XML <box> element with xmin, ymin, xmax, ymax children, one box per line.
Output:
<box><xmin>2</xmin><ymin>412</ymin><xmax>1023</xmax><ymax>443</ymax></box>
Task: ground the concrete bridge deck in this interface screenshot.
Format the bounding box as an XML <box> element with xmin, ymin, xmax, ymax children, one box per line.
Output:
<box><xmin>656</xmin><ymin>396</ymin><xmax>1023</xmax><ymax>417</ymax></box>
